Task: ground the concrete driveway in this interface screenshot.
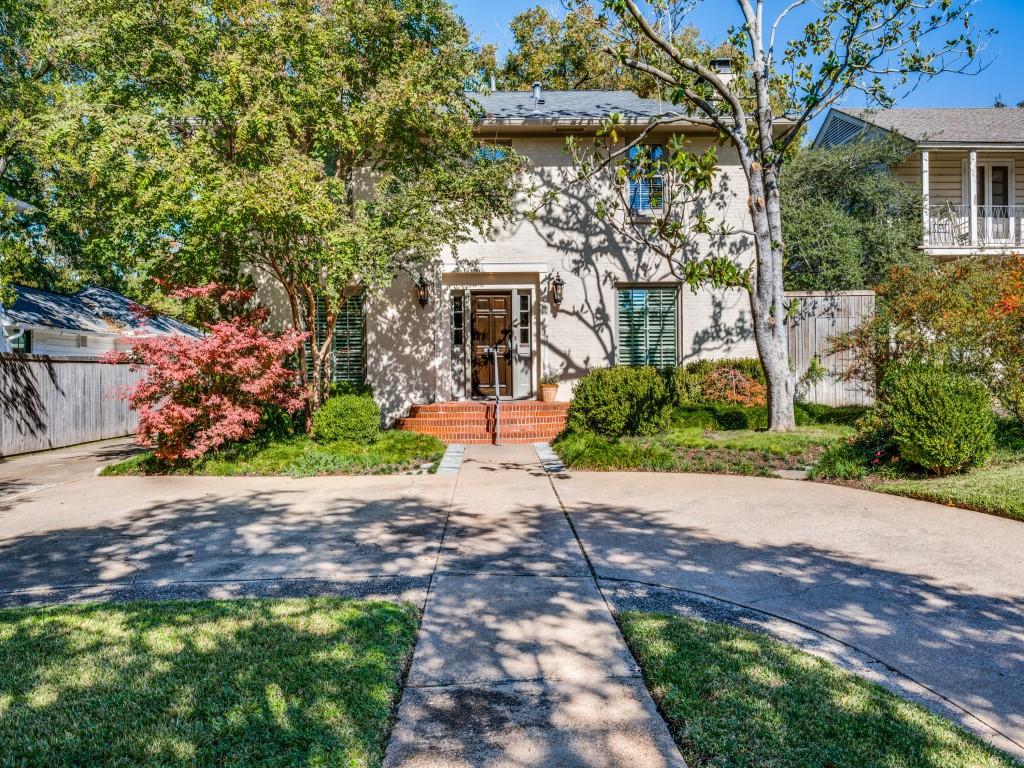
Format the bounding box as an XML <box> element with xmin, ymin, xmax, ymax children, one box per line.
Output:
<box><xmin>0</xmin><ymin>443</ymin><xmax>1022</xmax><ymax>761</ymax></box>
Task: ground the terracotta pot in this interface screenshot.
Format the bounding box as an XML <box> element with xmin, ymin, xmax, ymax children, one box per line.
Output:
<box><xmin>539</xmin><ymin>384</ymin><xmax>559</xmax><ymax>403</ymax></box>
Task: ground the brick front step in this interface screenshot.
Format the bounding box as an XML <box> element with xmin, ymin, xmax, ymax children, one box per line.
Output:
<box><xmin>397</xmin><ymin>399</ymin><xmax>569</xmax><ymax>445</ymax></box>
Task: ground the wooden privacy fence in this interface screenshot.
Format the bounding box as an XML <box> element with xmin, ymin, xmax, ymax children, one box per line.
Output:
<box><xmin>785</xmin><ymin>290</ymin><xmax>876</xmax><ymax>407</ymax></box>
<box><xmin>0</xmin><ymin>354</ymin><xmax>143</xmax><ymax>457</ymax></box>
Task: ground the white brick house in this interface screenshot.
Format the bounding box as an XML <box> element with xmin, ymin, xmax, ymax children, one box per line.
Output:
<box><xmin>271</xmin><ymin>89</ymin><xmax>770</xmax><ymax>424</ymax></box>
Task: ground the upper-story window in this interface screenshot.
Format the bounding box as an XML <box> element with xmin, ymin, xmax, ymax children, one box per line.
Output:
<box><xmin>627</xmin><ymin>145</ymin><xmax>665</xmax><ymax>215</ymax></box>
<box><xmin>474</xmin><ymin>139</ymin><xmax>513</xmax><ymax>163</ymax></box>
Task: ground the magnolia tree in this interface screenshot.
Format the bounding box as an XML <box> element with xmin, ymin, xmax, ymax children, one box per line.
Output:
<box><xmin>568</xmin><ymin>0</ymin><xmax>987</xmax><ymax>430</ymax></box>
<box><xmin>108</xmin><ymin>286</ymin><xmax>306</xmax><ymax>462</ymax></box>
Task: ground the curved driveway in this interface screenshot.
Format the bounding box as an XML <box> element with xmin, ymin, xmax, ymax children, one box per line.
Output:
<box><xmin>555</xmin><ymin>471</ymin><xmax>1024</xmax><ymax>758</ymax></box>
<box><xmin>1</xmin><ymin>442</ymin><xmax>1022</xmax><ymax>759</ymax></box>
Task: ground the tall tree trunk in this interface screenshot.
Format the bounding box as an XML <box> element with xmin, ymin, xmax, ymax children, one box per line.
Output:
<box><xmin>748</xmin><ymin>168</ymin><xmax>797</xmax><ymax>431</ymax></box>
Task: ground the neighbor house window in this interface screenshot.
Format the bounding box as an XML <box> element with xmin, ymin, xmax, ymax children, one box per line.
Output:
<box><xmin>518</xmin><ymin>293</ymin><xmax>530</xmax><ymax>347</ymax></box>
<box><xmin>627</xmin><ymin>145</ymin><xmax>665</xmax><ymax>214</ymax></box>
<box><xmin>616</xmin><ymin>286</ymin><xmax>678</xmax><ymax>367</ymax></box>
<box><xmin>10</xmin><ymin>330</ymin><xmax>31</xmax><ymax>354</ymax></box>
<box><xmin>452</xmin><ymin>294</ymin><xmax>465</xmax><ymax>346</ymax></box>
<box><xmin>76</xmin><ymin>334</ymin><xmax>88</xmax><ymax>348</ymax></box>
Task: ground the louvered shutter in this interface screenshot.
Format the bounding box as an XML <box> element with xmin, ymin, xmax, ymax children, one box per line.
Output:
<box><xmin>332</xmin><ymin>292</ymin><xmax>364</xmax><ymax>384</ymax></box>
<box><xmin>304</xmin><ymin>292</ymin><xmax>365</xmax><ymax>385</ymax></box>
<box><xmin>617</xmin><ymin>287</ymin><xmax>678</xmax><ymax>367</ymax></box>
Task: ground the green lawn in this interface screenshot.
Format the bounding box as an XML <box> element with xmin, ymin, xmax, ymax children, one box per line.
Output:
<box><xmin>811</xmin><ymin>419</ymin><xmax>1024</xmax><ymax>523</ymax></box>
<box><xmin>877</xmin><ymin>465</ymin><xmax>1024</xmax><ymax>522</ymax></box>
<box><xmin>619</xmin><ymin>613</ymin><xmax>1017</xmax><ymax>768</ymax></box>
<box><xmin>102</xmin><ymin>430</ymin><xmax>445</xmax><ymax>478</ymax></box>
<box><xmin>555</xmin><ymin>424</ymin><xmax>853</xmax><ymax>476</ymax></box>
<box><xmin>0</xmin><ymin>598</ymin><xmax>418</xmax><ymax>767</ymax></box>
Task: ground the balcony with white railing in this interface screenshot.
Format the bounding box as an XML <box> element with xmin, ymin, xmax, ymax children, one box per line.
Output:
<box><xmin>926</xmin><ymin>204</ymin><xmax>1024</xmax><ymax>249</ymax></box>
<box><xmin>919</xmin><ymin>149</ymin><xmax>1024</xmax><ymax>254</ymax></box>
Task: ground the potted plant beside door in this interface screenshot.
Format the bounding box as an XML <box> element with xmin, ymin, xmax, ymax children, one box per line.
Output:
<box><xmin>539</xmin><ymin>367</ymin><xmax>561</xmax><ymax>403</ymax></box>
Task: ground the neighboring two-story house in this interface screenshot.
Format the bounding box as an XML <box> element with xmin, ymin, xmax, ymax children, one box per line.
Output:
<box><xmin>270</xmin><ymin>88</ymin><xmax>775</xmax><ymax>426</ymax></box>
<box><xmin>815</xmin><ymin>107</ymin><xmax>1024</xmax><ymax>260</ymax></box>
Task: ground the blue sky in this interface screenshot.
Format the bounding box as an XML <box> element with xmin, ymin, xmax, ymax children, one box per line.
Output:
<box><xmin>454</xmin><ymin>0</ymin><xmax>1024</xmax><ymax>112</ymax></box>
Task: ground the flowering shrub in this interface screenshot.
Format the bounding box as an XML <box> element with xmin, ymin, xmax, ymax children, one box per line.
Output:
<box><xmin>108</xmin><ymin>285</ymin><xmax>306</xmax><ymax>462</ymax></box>
<box><xmin>831</xmin><ymin>258</ymin><xmax>1024</xmax><ymax>421</ymax></box>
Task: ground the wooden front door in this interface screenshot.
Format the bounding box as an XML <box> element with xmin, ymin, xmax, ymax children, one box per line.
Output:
<box><xmin>471</xmin><ymin>293</ymin><xmax>513</xmax><ymax>398</ymax></box>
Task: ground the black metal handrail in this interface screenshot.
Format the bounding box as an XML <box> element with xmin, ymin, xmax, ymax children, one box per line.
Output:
<box><xmin>489</xmin><ymin>345</ymin><xmax>502</xmax><ymax>445</ymax></box>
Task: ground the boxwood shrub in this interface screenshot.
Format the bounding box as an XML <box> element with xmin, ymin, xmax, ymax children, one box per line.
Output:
<box><xmin>567</xmin><ymin>366</ymin><xmax>672</xmax><ymax>437</ymax></box>
<box><xmin>311</xmin><ymin>394</ymin><xmax>382</xmax><ymax>445</ymax></box>
<box><xmin>881</xmin><ymin>362</ymin><xmax>995</xmax><ymax>475</ymax></box>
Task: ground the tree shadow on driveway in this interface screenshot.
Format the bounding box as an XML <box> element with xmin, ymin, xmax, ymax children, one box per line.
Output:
<box><xmin>562</xmin><ymin>499</ymin><xmax>1024</xmax><ymax>756</ymax></box>
<box><xmin>0</xmin><ymin>486</ymin><xmax>447</xmax><ymax>605</ymax></box>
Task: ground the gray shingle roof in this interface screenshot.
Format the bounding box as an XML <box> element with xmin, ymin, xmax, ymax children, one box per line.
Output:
<box><xmin>836</xmin><ymin>108</ymin><xmax>1024</xmax><ymax>145</ymax></box>
<box><xmin>468</xmin><ymin>90</ymin><xmax>681</xmax><ymax>122</ymax></box>
<box><xmin>2</xmin><ymin>284</ymin><xmax>201</xmax><ymax>338</ymax></box>
<box><xmin>3</xmin><ymin>194</ymin><xmax>35</xmax><ymax>214</ymax></box>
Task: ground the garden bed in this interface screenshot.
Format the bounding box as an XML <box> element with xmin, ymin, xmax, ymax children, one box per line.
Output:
<box><xmin>619</xmin><ymin>612</ymin><xmax>1017</xmax><ymax>768</ymax></box>
<box><xmin>101</xmin><ymin>430</ymin><xmax>445</xmax><ymax>477</ymax></box>
<box><xmin>812</xmin><ymin>420</ymin><xmax>1024</xmax><ymax>523</ymax></box>
<box><xmin>0</xmin><ymin>598</ymin><xmax>418</xmax><ymax>767</ymax></box>
<box><xmin>554</xmin><ymin>404</ymin><xmax>857</xmax><ymax>477</ymax></box>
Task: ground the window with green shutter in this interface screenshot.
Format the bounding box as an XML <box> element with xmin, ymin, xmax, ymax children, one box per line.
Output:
<box><xmin>616</xmin><ymin>286</ymin><xmax>678</xmax><ymax>367</ymax></box>
<box><xmin>305</xmin><ymin>292</ymin><xmax>365</xmax><ymax>384</ymax></box>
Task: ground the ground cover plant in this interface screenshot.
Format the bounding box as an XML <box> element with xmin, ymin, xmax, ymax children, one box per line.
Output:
<box><xmin>556</xmin><ymin>422</ymin><xmax>853</xmax><ymax>476</ymax></box>
<box><xmin>102</xmin><ymin>430</ymin><xmax>444</xmax><ymax>478</ymax></box>
<box><xmin>0</xmin><ymin>598</ymin><xmax>418</xmax><ymax>768</ymax></box>
<box><xmin>556</xmin><ymin>362</ymin><xmax>861</xmax><ymax>476</ymax></box>
<box><xmin>619</xmin><ymin>613</ymin><xmax>1018</xmax><ymax>768</ymax></box>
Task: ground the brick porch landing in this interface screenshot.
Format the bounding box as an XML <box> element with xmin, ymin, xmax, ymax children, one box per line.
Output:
<box><xmin>395</xmin><ymin>401</ymin><xmax>569</xmax><ymax>444</ymax></box>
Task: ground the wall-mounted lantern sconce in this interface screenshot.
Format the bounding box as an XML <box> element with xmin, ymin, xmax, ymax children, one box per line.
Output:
<box><xmin>550</xmin><ymin>272</ymin><xmax>565</xmax><ymax>307</ymax></box>
<box><xmin>416</xmin><ymin>275</ymin><xmax>429</xmax><ymax>308</ymax></box>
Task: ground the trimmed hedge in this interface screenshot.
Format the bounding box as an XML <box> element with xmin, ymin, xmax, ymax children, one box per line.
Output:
<box><xmin>311</xmin><ymin>395</ymin><xmax>382</xmax><ymax>445</ymax></box>
<box><xmin>567</xmin><ymin>366</ymin><xmax>672</xmax><ymax>437</ymax></box>
<box><xmin>881</xmin><ymin>362</ymin><xmax>995</xmax><ymax>475</ymax></box>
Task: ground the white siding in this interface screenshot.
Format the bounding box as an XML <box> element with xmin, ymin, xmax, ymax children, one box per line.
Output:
<box><xmin>28</xmin><ymin>329</ymin><xmax>119</xmax><ymax>358</ymax></box>
<box><xmin>895</xmin><ymin>150</ymin><xmax>1024</xmax><ymax>204</ymax></box>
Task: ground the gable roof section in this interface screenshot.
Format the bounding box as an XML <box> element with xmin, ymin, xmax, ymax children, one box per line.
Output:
<box><xmin>2</xmin><ymin>284</ymin><xmax>201</xmax><ymax>338</ymax></box>
<box><xmin>814</xmin><ymin>107</ymin><xmax>1024</xmax><ymax>148</ymax></box>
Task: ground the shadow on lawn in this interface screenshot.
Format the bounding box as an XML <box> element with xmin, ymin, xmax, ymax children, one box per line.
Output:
<box><xmin>0</xmin><ymin>598</ymin><xmax>416</xmax><ymax>767</ymax></box>
<box><xmin>0</xmin><ymin>460</ymin><xmax>1022</xmax><ymax>764</ymax></box>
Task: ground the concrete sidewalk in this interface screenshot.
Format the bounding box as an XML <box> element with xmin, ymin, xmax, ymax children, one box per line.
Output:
<box><xmin>382</xmin><ymin>445</ymin><xmax>685</xmax><ymax>767</ymax></box>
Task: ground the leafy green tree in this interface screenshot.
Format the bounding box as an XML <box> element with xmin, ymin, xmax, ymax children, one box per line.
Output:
<box><xmin>10</xmin><ymin>0</ymin><xmax>523</xmax><ymax>416</ymax></box>
<box><xmin>568</xmin><ymin>0</ymin><xmax>987</xmax><ymax>430</ymax></box>
<box><xmin>782</xmin><ymin>138</ymin><xmax>927</xmax><ymax>290</ymax></box>
<box><xmin>501</xmin><ymin>5</ymin><xmax>640</xmax><ymax>91</ymax></box>
<box><xmin>495</xmin><ymin>4</ymin><xmax>730</xmax><ymax>97</ymax></box>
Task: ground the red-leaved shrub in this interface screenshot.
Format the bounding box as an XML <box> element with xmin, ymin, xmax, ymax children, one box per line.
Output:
<box><xmin>701</xmin><ymin>366</ymin><xmax>767</xmax><ymax>407</ymax></box>
<box><xmin>107</xmin><ymin>285</ymin><xmax>306</xmax><ymax>461</ymax></box>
